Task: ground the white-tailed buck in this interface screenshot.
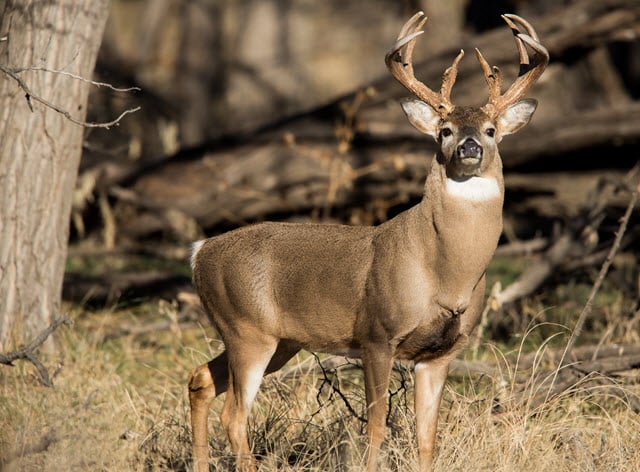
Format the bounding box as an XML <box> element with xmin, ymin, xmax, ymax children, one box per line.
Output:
<box><xmin>187</xmin><ymin>11</ymin><xmax>547</xmax><ymax>472</ymax></box>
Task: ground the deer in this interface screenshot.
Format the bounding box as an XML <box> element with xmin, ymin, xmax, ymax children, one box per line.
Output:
<box><xmin>187</xmin><ymin>11</ymin><xmax>548</xmax><ymax>472</ymax></box>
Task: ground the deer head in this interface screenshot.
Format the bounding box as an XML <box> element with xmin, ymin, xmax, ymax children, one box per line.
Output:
<box><xmin>386</xmin><ymin>12</ymin><xmax>548</xmax><ymax>180</ymax></box>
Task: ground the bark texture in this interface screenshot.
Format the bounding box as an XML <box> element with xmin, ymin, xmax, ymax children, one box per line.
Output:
<box><xmin>0</xmin><ymin>1</ymin><xmax>110</xmax><ymax>350</ymax></box>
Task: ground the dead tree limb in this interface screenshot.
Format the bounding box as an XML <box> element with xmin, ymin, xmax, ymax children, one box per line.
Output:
<box><xmin>509</xmin><ymin>170</ymin><xmax>640</xmax><ymax>408</ymax></box>
<box><xmin>67</xmin><ymin>0</ymin><xmax>640</xmax><ymax>243</ymax></box>
<box><xmin>495</xmin><ymin>165</ymin><xmax>640</xmax><ymax>307</ymax></box>
<box><xmin>0</xmin><ymin>315</ymin><xmax>73</xmax><ymax>387</ymax></box>
<box><xmin>494</xmin><ymin>237</ymin><xmax>548</xmax><ymax>257</ymax></box>
<box><xmin>63</xmin><ymin>271</ymin><xmax>192</xmax><ymax>306</ymax></box>
<box><xmin>561</xmin><ymin>174</ymin><xmax>640</xmax><ymax>363</ymax></box>
<box><xmin>494</xmin><ymin>234</ymin><xmax>574</xmax><ymax>307</ymax></box>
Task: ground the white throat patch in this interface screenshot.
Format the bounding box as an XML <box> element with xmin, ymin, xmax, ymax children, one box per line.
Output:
<box><xmin>446</xmin><ymin>177</ymin><xmax>500</xmax><ymax>201</ymax></box>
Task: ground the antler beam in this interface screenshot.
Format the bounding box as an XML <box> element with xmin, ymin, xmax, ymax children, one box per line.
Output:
<box><xmin>387</xmin><ymin>12</ymin><xmax>548</xmax><ymax>121</ymax></box>
<box><xmin>477</xmin><ymin>14</ymin><xmax>549</xmax><ymax>118</ymax></box>
<box><xmin>385</xmin><ymin>11</ymin><xmax>464</xmax><ymax>117</ymax></box>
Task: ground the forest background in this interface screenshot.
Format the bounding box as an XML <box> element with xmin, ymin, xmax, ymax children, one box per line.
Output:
<box><xmin>1</xmin><ymin>0</ymin><xmax>639</xmax><ymax>470</ymax></box>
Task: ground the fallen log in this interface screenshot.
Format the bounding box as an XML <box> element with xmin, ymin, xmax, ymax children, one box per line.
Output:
<box><xmin>63</xmin><ymin>271</ymin><xmax>192</xmax><ymax>306</ymax></box>
<box><xmin>72</xmin><ymin>0</ymin><xmax>640</xmax><ymax>242</ymax></box>
<box><xmin>113</xmin><ymin>98</ymin><xmax>640</xmax><ymax>240</ymax></box>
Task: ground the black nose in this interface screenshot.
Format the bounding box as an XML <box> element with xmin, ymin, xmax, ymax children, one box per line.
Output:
<box><xmin>457</xmin><ymin>138</ymin><xmax>482</xmax><ymax>159</ymax></box>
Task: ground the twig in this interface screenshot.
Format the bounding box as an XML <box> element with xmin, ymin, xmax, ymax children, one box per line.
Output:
<box><xmin>10</xmin><ymin>66</ymin><xmax>141</xmax><ymax>92</ymax></box>
<box><xmin>0</xmin><ymin>315</ymin><xmax>73</xmax><ymax>387</ymax></box>
<box><xmin>312</xmin><ymin>353</ymin><xmax>367</xmax><ymax>423</ymax></box>
<box><xmin>386</xmin><ymin>365</ymin><xmax>410</xmax><ymax>427</ymax></box>
<box><xmin>0</xmin><ymin>64</ymin><xmax>140</xmax><ymax>128</ymax></box>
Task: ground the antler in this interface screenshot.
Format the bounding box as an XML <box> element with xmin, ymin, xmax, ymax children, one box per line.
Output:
<box><xmin>476</xmin><ymin>14</ymin><xmax>549</xmax><ymax>118</ymax></box>
<box><xmin>385</xmin><ymin>11</ymin><xmax>464</xmax><ymax>118</ymax></box>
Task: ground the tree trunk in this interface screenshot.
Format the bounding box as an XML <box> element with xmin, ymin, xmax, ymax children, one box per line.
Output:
<box><xmin>0</xmin><ymin>1</ymin><xmax>110</xmax><ymax>350</ymax></box>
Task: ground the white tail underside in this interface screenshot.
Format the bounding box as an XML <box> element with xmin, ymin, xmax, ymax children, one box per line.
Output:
<box><xmin>190</xmin><ymin>240</ymin><xmax>206</xmax><ymax>271</ymax></box>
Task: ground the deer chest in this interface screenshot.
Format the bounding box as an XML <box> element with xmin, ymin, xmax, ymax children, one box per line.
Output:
<box><xmin>394</xmin><ymin>313</ymin><xmax>462</xmax><ymax>362</ymax></box>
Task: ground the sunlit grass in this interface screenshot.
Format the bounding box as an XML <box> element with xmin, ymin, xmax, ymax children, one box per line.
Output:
<box><xmin>1</xmin><ymin>298</ymin><xmax>638</xmax><ymax>471</ymax></box>
<box><xmin>2</xmin><ymin>243</ymin><xmax>640</xmax><ymax>471</ymax></box>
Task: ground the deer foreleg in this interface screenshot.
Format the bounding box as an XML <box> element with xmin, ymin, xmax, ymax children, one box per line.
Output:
<box><xmin>414</xmin><ymin>358</ymin><xmax>450</xmax><ymax>472</ymax></box>
<box><xmin>362</xmin><ymin>346</ymin><xmax>394</xmax><ymax>472</ymax></box>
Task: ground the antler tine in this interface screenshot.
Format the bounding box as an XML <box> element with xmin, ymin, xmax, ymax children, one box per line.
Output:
<box><xmin>475</xmin><ymin>48</ymin><xmax>503</xmax><ymax>108</ymax></box>
<box><xmin>392</xmin><ymin>15</ymin><xmax>427</xmax><ymax>78</ymax></box>
<box><xmin>503</xmin><ymin>14</ymin><xmax>539</xmax><ymax>41</ymax></box>
<box><xmin>502</xmin><ymin>14</ymin><xmax>529</xmax><ymax>67</ymax></box>
<box><xmin>385</xmin><ymin>11</ymin><xmax>459</xmax><ymax>116</ymax></box>
<box><xmin>440</xmin><ymin>49</ymin><xmax>465</xmax><ymax>104</ymax></box>
<box><xmin>481</xmin><ymin>14</ymin><xmax>549</xmax><ymax>118</ymax></box>
<box><xmin>384</xmin><ymin>11</ymin><xmax>428</xmax><ymax>82</ymax></box>
<box><xmin>399</xmin><ymin>10</ymin><xmax>426</xmax><ymax>41</ymax></box>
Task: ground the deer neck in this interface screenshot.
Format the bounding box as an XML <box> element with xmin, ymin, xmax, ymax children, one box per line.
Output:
<box><xmin>423</xmin><ymin>153</ymin><xmax>504</xmax><ymax>245</ymax></box>
<box><xmin>409</xmin><ymin>154</ymin><xmax>505</xmax><ymax>304</ymax></box>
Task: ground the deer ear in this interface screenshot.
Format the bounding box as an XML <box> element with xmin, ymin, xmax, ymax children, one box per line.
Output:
<box><xmin>497</xmin><ymin>99</ymin><xmax>537</xmax><ymax>137</ymax></box>
<box><xmin>401</xmin><ymin>98</ymin><xmax>441</xmax><ymax>140</ymax></box>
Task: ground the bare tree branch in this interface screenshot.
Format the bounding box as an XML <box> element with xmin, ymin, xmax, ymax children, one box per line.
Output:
<box><xmin>10</xmin><ymin>66</ymin><xmax>141</xmax><ymax>92</ymax></box>
<box><xmin>562</xmin><ymin>175</ymin><xmax>640</xmax><ymax>362</ymax></box>
<box><xmin>0</xmin><ymin>64</ymin><xmax>140</xmax><ymax>128</ymax></box>
<box><xmin>0</xmin><ymin>314</ymin><xmax>73</xmax><ymax>387</ymax></box>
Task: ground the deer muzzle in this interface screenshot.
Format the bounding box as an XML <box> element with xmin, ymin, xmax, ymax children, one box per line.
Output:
<box><xmin>456</xmin><ymin>138</ymin><xmax>483</xmax><ymax>163</ymax></box>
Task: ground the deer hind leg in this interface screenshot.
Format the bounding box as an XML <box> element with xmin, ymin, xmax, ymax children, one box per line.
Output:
<box><xmin>220</xmin><ymin>336</ymin><xmax>300</xmax><ymax>472</ymax></box>
<box><xmin>189</xmin><ymin>351</ymin><xmax>229</xmax><ymax>472</ymax></box>
<box><xmin>188</xmin><ymin>341</ymin><xmax>300</xmax><ymax>472</ymax></box>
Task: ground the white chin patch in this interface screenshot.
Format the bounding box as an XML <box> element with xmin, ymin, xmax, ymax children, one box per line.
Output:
<box><xmin>446</xmin><ymin>177</ymin><xmax>500</xmax><ymax>201</ymax></box>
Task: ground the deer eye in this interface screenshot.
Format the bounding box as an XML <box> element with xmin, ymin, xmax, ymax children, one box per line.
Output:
<box><xmin>440</xmin><ymin>128</ymin><xmax>453</xmax><ymax>139</ymax></box>
<box><xmin>485</xmin><ymin>127</ymin><xmax>496</xmax><ymax>138</ymax></box>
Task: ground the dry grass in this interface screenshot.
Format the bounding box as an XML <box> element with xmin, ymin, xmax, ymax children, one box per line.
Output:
<box><xmin>1</xmin><ymin>300</ymin><xmax>639</xmax><ymax>472</ymax></box>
